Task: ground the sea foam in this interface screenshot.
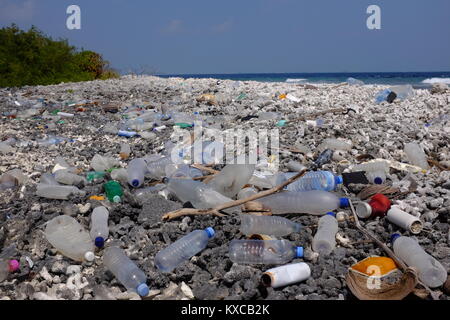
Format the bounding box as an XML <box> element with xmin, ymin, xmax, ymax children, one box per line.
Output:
<box><xmin>422</xmin><ymin>78</ymin><xmax>450</xmax><ymax>84</ymax></box>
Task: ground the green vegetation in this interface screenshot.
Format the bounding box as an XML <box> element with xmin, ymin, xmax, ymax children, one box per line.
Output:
<box><xmin>0</xmin><ymin>24</ymin><xmax>119</xmax><ymax>88</ymax></box>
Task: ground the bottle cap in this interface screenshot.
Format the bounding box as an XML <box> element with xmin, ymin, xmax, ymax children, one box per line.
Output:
<box><xmin>205</xmin><ymin>227</ymin><xmax>215</xmax><ymax>238</ymax></box>
<box><xmin>113</xmin><ymin>195</ymin><xmax>121</xmax><ymax>203</ymax></box>
<box><xmin>374</xmin><ymin>177</ymin><xmax>383</xmax><ymax>185</ymax></box>
<box><xmin>339</xmin><ymin>198</ymin><xmax>350</xmax><ymax>208</ymax></box>
<box><xmin>390</xmin><ymin>233</ymin><xmax>401</xmax><ymax>244</ymax></box>
<box><xmin>335</xmin><ymin>175</ymin><xmax>344</xmax><ymax>185</ymax></box>
<box><xmin>131</xmin><ymin>179</ymin><xmax>140</xmax><ymax>187</ymax></box>
<box><xmin>326</xmin><ymin>212</ymin><xmax>336</xmax><ymax>217</ymax></box>
<box><xmin>137</xmin><ymin>283</ymin><xmax>150</xmax><ymax>297</ymax></box>
<box><xmin>95</xmin><ymin>237</ymin><xmax>105</xmax><ymax>248</ymax></box>
<box><xmin>84</xmin><ymin>251</ymin><xmax>95</xmax><ymax>262</ymax></box>
<box><xmin>296</xmin><ymin>247</ymin><xmax>304</xmax><ymax>258</ymax></box>
<box><xmin>355</xmin><ymin>202</ymin><xmax>373</xmax><ymax>219</ymax></box>
<box><xmin>8</xmin><ymin>260</ymin><xmax>20</xmax><ymax>272</ymax></box>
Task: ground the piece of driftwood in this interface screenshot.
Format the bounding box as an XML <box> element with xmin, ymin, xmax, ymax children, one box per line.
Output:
<box><xmin>162</xmin><ymin>169</ymin><xmax>308</xmax><ymax>221</ymax></box>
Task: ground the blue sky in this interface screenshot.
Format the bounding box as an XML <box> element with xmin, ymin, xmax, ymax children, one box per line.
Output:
<box><xmin>1</xmin><ymin>0</ymin><xmax>450</xmax><ymax>74</ymax></box>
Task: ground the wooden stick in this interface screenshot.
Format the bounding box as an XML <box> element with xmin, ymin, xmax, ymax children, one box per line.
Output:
<box><xmin>162</xmin><ymin>169</ymin><xmax>308</xmax><ymax>221</ymax></box>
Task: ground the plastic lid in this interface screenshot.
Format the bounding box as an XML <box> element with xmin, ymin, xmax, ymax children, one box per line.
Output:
<box><xmin>113</xmin><ymin>195</ymin><xmax>121</xmax><ymax>203</ymax></box>
<box><xmin>8</xmin><ymin>260</ymin><xmax>20</xmax><ymax>272</ymax></box>
<box><xmin>84</xmin><ymin>251</ymin><xmax>95</xmax><ymax>262</ymax></box>
<box><xmin>356</xmin><ymin>202</ymin><xmax>373</xmax><ymax>219</ymax></box>
<box><xmin>390</xmin><ymin>233</ymin><xmax>402</xmax><ymax>244</ymax></box>
<box><xmin>335</xmin><ymin>175</ymin><xmax>343</xmax><ymax>185</ymax></box>
<box><xmin>296</xmin><ymin>247</ymin><xmax>304</xmax><ymax>258</ymax></box>
<box><xmin>339</xmin><ymin>198</ymin><xmax>350</xmax><ymax>208</ymax></box>
<box><xmin>326</xmin><ymin>212</ymin><xmax>336</xmax><ymax>217</ymax></box>
<box><xmin>132</xmin><ymin>179</ymin><xmax>140</xmax><ymax>187</ymax></box>
<box><xmin>205</xmin><ymin>227</ymin><xmax>215</xmax><ymax>238</ymax></box>
<box><xmin>95</xmin><ymin>237</ymin><xmax>105</xmax><ymax>248</ymax></box>
<box><xmin>137</xmin><ymin>283</ymin><xmax>150</xmax><ymax>297</ymax></box>
<box><xmin>374</xmin><ymin>177</ymin><xmax>383</xmax><ymax>185</ymax></box>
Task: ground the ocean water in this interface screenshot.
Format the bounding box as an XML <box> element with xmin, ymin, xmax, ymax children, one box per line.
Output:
<box><xmin>158</xmin><ymin>72</ymin><xmax>450</xmax><ymax>88</ymax></box>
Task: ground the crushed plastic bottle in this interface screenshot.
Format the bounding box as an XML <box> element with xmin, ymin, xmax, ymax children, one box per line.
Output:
<box><xmin>229</xmin><ymin>240</ymin><xmax>303</xmax><ymax>265</ymax></box>
<box><xmin>36</xmin><ymin>184</ymin><xmax>86</xmax><ymax>200</ymax></box>
<box><xmin>44</xmin><ymin>215</ymin><xmax>95</xmax><ymax>262</ymax></box>
<box><xmin>40</xmin><ymin>173</ymin><xmax>59</xmax><ymax>185</ymax></box>
<box><xmin>155</xmin><ymin>227</ymin><xmax>215</xmax><ymax>273</ymax></box>
<box><xmin>54</xmin><ymin>170</ymin><xmax>86</xmax><ymax>186</ymax></box>
<box><xmin>404</xmin><ymin>142</ymin><xmax>430</xmax><ymax>170</ymax></box>
<box><xmin>314</xmin><ymin>149</ymin><xmax>333</xmax><ymax>167</ymax></box>
<box><xmin>0</xmin><ymin>259</ymin><xmax>20</xmax><ymax>282</ymax></box>
<box><xmin>347</xmin><ymin>77</ymin><xmax>364</xmax><ymax>86</ymax></box>
<box><xmin>146</xmin><ymin>156</ymin><xmax>173</xmax><ymax>180</ymax></box>
<box><xmin>318</xmin><ymin>138</ymin><xmax>352</xmax><ymax>151</ymax></box>
<box><xmin>118</xmin><ymin>130</ymin><xmax>140</xmax><ymax>138</ymax></box>
<box><xmin>91</xmin><ymin>155</ymin><xmax>120</xmax><ymax>172</ymax></box>
<box><xmin>389</xmin><ymin>85</ymin><xmax>414</xmax><ymax>100</ymax></box>
<box><xmin>391</xmin><ymin>234</ymin><xmax>447</xmax><ymax>288</ymax></box>
<box><xmin>312</xmin><ymin>212</ymin><xmax>338</xmax><ymax>255</ymax></box>
<box><xmin>275</xmin><ymin>171</ymin><xmax>343</xmax><ymax>192</ymax></box>
<box><xmin>90</xmin><ymin>206</ymin><xmax>109</xmax><ymax>248</ymax></box>
<box><xmin>262</xmin><ymin>263</ymin><xmax>311</xmax><ymax>288</ymax></box>
<box><xmin>257</xmin><ymin>191</ymin><xmax>349</xmax><ymax>215</ymax></box>
<box><xmin>127</xmin><ymin>158</ymin><xmax>148</xmax><ymax>188</ymax></box>
<box><xmin>239</xmin><ymin>215</ymin><xmax>301</xmax><ymax>236</ymax></box>
<box><xmin>86</xmin><ymin>171</ymin><xmax>106</xmax><ymax>183</ymax></box>
<box><xmin>103</xmin><ymin>247</ymin><xmax>149</xmax><ymax>297</ymax></box>
<box><xmin>375</xmin><ymin>89</ymin><xmax>396</xmax><ymax>104</ymax></box>
<box><xmin>110</xmin><ymin>168</ymin><xmax>129</xmax><ymax>185</ymax></box>
<box><xmin>104</xmin><ymin>181</ymin><xmax>123</xmax><ymax>203</ymax></box>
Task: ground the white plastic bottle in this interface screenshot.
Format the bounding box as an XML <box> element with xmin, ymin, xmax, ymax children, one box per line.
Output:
<box><xmin>312</xmin><ymin>212</ymin><xmax>338</xmax><ymax>255</ymax></box>
<box><xmin>391</xmin><ymin>234</ymin><xmax>447</xmax><ymax>288</ymax></box>
<box><xmin>352</xmin><ymin>161</ymin><xmax>389</xmax><ymax>185</ymax></box>
<box><xmin>155</xmin><ymin>227</ymin><xmax>215</xmax><ymax>273</ymax></box>
<box><xmin>36</xmin><ymin>184</ymin><xmax>86</xmax><ymax>200</ymax></box>
<box><xmin>54</xmin><ymin>170</ymin><xmax>86</xmax><ymax>186</ymax></box>
<box><xmin>90</xmin><ymin>207</ymin><xmax>109</xmax><ymax>248</ymax></box>
<box><xmin>229</xmin><ymin>240</ymin><xmax>303</xmax><ymax>265</ymax></box>
<box><xmin>262</xmin><ymin>263</ymin><xmax>311</xmax><ymax>288</ymax></box>
<box><xmin>45</xmin><ymin>215</ymin><xmax>95</xmax><ymax>262</ymax></box>
<box><xmin>240</xmin><ymin>215</ymin><xmax>301</xmax><ymax>237</ymax></box>
<box><xmin>386</xmin><ymin>207</ymin><xmax>423</xmax><ymax>234</ymax></box>
<box><xmin>103</xmin><ymin>247</ymin><xmax>149</xmax><ymax>297</ymax></box>
<box><xmin>90</xmin><ymin>154</ymin><xmax>120</xmax><ymax>172</ymax></box>
<box><xmin>257</xmin><ymin>191</ymin><xmax>349</xmax><ymax>215</ymax></box>
<box><xmin>127</xmin><ymin>158</ymin><xmax>147</xmax><ymax>188</ymax></box>
<box><xmin>404</xmin><ymin>143</ymin><xmax>430</xmax><ymax>170</ymax></box>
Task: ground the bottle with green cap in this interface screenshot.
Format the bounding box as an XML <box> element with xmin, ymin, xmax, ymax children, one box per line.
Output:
<box><xmin>104</xmin><ymin>180</ymin><xmax>123</xmax><ymax>203</ymax></box>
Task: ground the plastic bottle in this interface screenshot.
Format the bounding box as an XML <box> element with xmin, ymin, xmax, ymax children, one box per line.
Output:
<box><xmin>40</xmin><ymin>173</ymin><xmax>59</xmax><ymax>185</ymax></box>
<box><xmin>352</xmin><ymin>161</ymin><xmax>389</xmax><ymax>184</ymax></box>
<box><xmin>240</xmin><ymin>215</ymin><xmax>301</xmax><ymax>236</ymax></box>
<box><xmin>54</xmin><ymin>170</ymin><xmax>86</xmax><ymax>186</ymax></box>
<box><xmin>120</xmin><ymin>143</ymin><xmax>131</xmax><ymax>160</ymax></box>
<box><xmin>110</xmin><ymin>168</ymin><xmax>129</xmax><ymax>185</ymax></box>
<box><xmin>347</xmin><ymin>77</ymin><xmax>364</xmax><ymax>86</ymax></box>
<box><xmin>45</xmin><ymin>215</ymin><xmax>95</xmax><ymax>262</ymax></box>
<box><xmin>355</xmin><ymin>194</ymin><xmax>391</xmax><ymax>219</ymax></box>
<box><xmin>118</xmin><ymin>130</ymin><xmax>139</xmax><ymax>138</ymax></box>
<box><xmin>146</xmin><ymin>157</ymin><xmax>173</xmax><ymax>180</ymax></box>
<box><xmin>391</xmin><ymin>234</ymin><xmax>447</xmax><ymax>288</ymax></box>
<box><xmin>229</xmin><ymin>240</ymin><xmax>303</xmax><ymax>265</ymax></box>
<box><xmin>90</xmin><ymin>207</ymin><xmax>109</xmax><ymax>248</ymax></box>
<box><xmin>104</xmin><ymin>181</ymin><xmax>123</xmax><ymax>203</ymax></box>
<box><xmin>404</xmin><ymin>143</ymin><xmax>430</xmax><ymax>170</ymax></box>
<box><xmin>127</xmin><ymin>158</ymin><xmax>147</xmax><ymax>188</ymax></box>
<box><xmin>237</xmin><ymin>187</ymin><xmax>258</xmax><ymax>200</ymax></box>
<box><xmin>318</xmin><ymin>139</ymin><xmax>352</xmax><ymax>151</ymax></box>
<box><xmin>262</xmin><ymin>263</ymin><xmax>311</xmax><ymax>288</ymax></box>
<box><xmin>257</xmin><ymin>191</ymin><xmax>349</xmax><ymax>215</ymax></box>
<box><xmin>155</xmin><ymin>227</ymin><xmax>215</xmax><ymax>273</ymax></box>
<box><xmin>86</xmin><ymin>171</ymin><xmax>106</xmax><ymax>183</ymax></box>
<box><xmin>375</xmin><ymin>89</ymin><xmax>393</xmax><ymax>104</ymax></box>
<box><xmin>389</xmin><ymin>85</ymin><xmax>414</xmax><ymax>100</ymax></box>
<box><xmin>0</xmin><ymin>259</ymin><xmax>20</xmax><ymax>282</ymax></box>
<box><xmin>103</xmin><ymin>247</ymin><xmax>149</xmax><ymax>296</ymax></box>
<box><xmin>276</xmin><ymin>171</ymin><xmax>343</xmax><ymax>192</ymax></box>
<box><xmin>0</xmin><ymin>173</ymin><xmax>18</xmax><ymax>191</ymax></box>
<box><xmin>36</xmin><ymin>184</ymin><xmax>86</xmax><ymax>200</ymax></box>
<box><xmin>314</xmin><ymin>149</ymin><xmax>333</xmax><ymax>167</ymax></box>
<box><xmin>91</xmin><ymin>155</ymin><xmax>120</xmax><ymax>172</ymax></box>
<box><xmin>312</xmin><ymin>212</ymin><xmax>338</xmax><ymax>255</ymax></box>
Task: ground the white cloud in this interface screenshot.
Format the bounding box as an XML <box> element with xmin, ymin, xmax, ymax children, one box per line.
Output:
<box><xmin>0</xmin><ymin>0</ymin><xmax>36</xmax><ymax>22</ymax></box>
<box><xmin>162</xmin><ymin>19</ymin><xmax>183</xmax><ymax>34</ymax></box>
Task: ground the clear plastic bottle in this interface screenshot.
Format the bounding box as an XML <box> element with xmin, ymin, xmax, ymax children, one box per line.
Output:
<box><xmin>45</xmin><ymin>215</ymin><xmax>95</xmax><ymax>262</ymax></box>
<box><xmin>90</xmin><ymin>207</ymin><xmax>109</xmax><ymax>248</ymax></box>
<box><xmin>276</xmin><ymin>171</ymin><xmax>343</xmax><ymax>192</ymax></box>
<box><xmin>391</xmin><ymin>234</ymin><xmax>446</xmax><ymax>288</ymax></box>
<box><xmin>54</xmin><ymin>170</ymin><xmax>86</xmax><ymax>186</ymax></box>
<box><xmin>237</xmin><ymin>187</ymin><xmax>258</xmax><ymax>200</ymax></box>
<box><xmin>0</xmin><ymin>259</ymin><xmax>20</xmax><ymax>282</ymax></box>
<box><xmin>91</xmin><ymin>154</ymin><xmax>119</xmax><ymax>172</ymax></box>
<box><xmin>36</xmin><ymin>184</ymin><xmax>86</xmax><ymax>200</ymax></box>
<box><xmin>146</xmin><ymin>157</ymin><xmax>173</xmax><ymax>180</ymax></box>
<box><xmin>40</xmin><ymin>173</ymin><xmax>59</xmax><ymax>185</ymax></box>
<box><xmin>120</xmin><ymin>143</ymin><xmax>131</xmax><ymax>160</ymax></box>
<box><xmin>155</xmin><ymin>227</ymin><xmax>215</xmax><ymax>273</ymax></box>
<box><xmin>318</xmin><ymin>139</ymin><xmax>352</xmax><ymax>151</ymax></box>
<box><xmin>229</xmin><ymin>240</ymin><xmax>303</xmax><ymax>265</ymax></box>
<box><xmin>103</xmin><ymin>247</ymin><xmax>149</xmax><ymax>297</ymax></box>
<box><xmin>240</xmin><ymin>215</ymin><xmax>301</xmax><ymax>236</ymax></box>
<box><xmin>404</xmin><ymin>143</ymin><xmax>430</xmax><ymax>170</ymax></box>
<box><xmin>257</xmin><ymin>191</ymin><xmax>349</xmax><ymax>215</ymax></box>
<box><xmin>312</xmin><ymin>212</ymin><xmax>338</xmax><ymax>255</ymax></box>
<box><xmin>352</xmin><ymin>161</ymin><xmax>389</xmax><ymax>185</ymax></box>
<box><xmin>127</xmin><ymin>158</ymin><xmax>147</xmax><ymax>188</ymax></box>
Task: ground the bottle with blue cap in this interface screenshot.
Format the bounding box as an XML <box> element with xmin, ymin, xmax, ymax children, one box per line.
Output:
<box><xmin>103</xmin><ymin>247</ymin><xmax>149</xmax><ymax>297</ymax></box>
<box><xmin>229</xmin><ymin>239</ymin><xmax>303</xmax><ymax>265</ymax></box>
<box><xmin>127</xmin><ymin>158</ymin><xmax>148</xmax><ymax>188</ymax></box>
<box><xmin>391</xmin><ymin>233</ymin><xmax>447</xmax><ymax>288</ymax></box>
<box><xmin>155</xmin><ymin>227</ymin><xmax>216</xmax><ymax>273</ymax></box>
<box><xmin>277</xmin><ymin>171</ymin><xmax>343</xmax><ymax>192</ymax></box>
<box><xmin>90</xmin><ymin>206</ymin><xmax>109</xmax><ymax>248</ymax></box>
<box><xmin>312</xmin><ymin>212</ymin><xmax>338</xmax><ymax>255</ymax></box>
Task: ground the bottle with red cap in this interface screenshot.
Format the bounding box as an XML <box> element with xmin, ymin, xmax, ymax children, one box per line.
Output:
<box><xmin>355</xmin><ymin>194</ymin><xmax>391</xmax><ymax>219</ymax></box>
